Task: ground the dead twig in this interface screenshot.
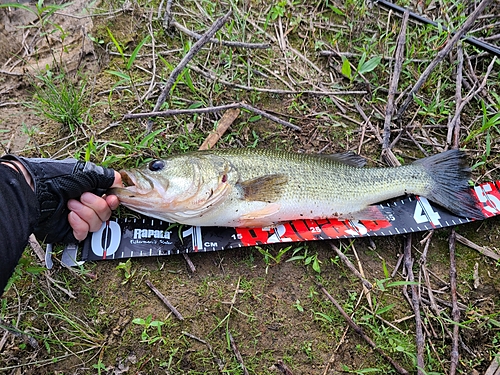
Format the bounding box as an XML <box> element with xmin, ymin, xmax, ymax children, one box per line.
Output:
<box><xmin>375</xmin><ymin>0</ymin><xmax>500</xmax><ymax>58</ymax></box>
<box><xmin>124</xmin><ymin>102</ymin><xmax>301</xmax><ymax>131</ymax></box>
<box><xmin>125</xmin><ymin>103</ymin><xmax>241</xmax><ymax>119</ymax></box>
<box><xmin>319</xmin><ymin>285</ymin><xmax>409</xmax><ymax>375</ymax></box>
<box><xmin>273</xmin><ymin>360</ymin><xmax>294</xmax><ymax>375</ymax></box>
<box><xmin>351</xmin><ymin>243</ymin><xmax>372</xmax><ymax>310</ymax></box>
<box><xmin>455</xmin><ymin>232</ymin><xmax>500</xmax><ymax>261</ymax></box>
<box><xmin>171</xmin><ymin>20</ymin><xmax>271</xmax><ymax>49</ymax></box>
<box><xmin>229</xmin><ymin>332</ymin><xmax>249</xmax><ymax>375</ymax></box>
<box><xmin>396</xmin><ymin>0</ymin><xmax>493</xmax><ymax>119</ymax></box>
<box><xmin>330</xmin><ymin>243</ymin><xmax>372</xmax><ymax>291</ymax></box>
<box><xmin>447</xmin><ymin>55</ymin><xmax>497</xmax><ymax>144</ymax></box>
<box><xmin>354</xmin><ymin>101</ymin><xmax>383</xmax><ymax>145</ymax></box>
<box><xmin>182</xmin><ymin>253</ymin><xmax>196</xmax><ymax>273</ymax></box>
<box><xmin>28</xmin><ymin>234</ymin><xmax>45</xmax><ymax>264</ymax></box>
<box><xmin>148</xmin><ymin>10</ymin><xmax>232</xmax><ymax>132</ymax></box>
<box><xmin>162</xmin><ymin>0</ymin><xmax>174</xmax><ymax>29</ymax></box>
<box><xmin>383</xmin><ymin>10</ymin><xmax>409</xmax><ymax>150</ymax></box>
<box><xmin>188</xmin><ymin>64</ymin><xmax>367</xmax><ymax>96</ymax></box>
<box><xmin>403</xmin><ymin>235</ymin><xmax>425</xmax><ymax>374</ymax></box>
<box><xmin>484</xmin><ymin>353</ymin><xmax>500</xmax><ymax>375</ymax></box>
<box><xmin>182</xmin><ymin>331</ymin><xmax>225</xmax><ymax>372</ymax></box>
<box><xmin>0</xmin><ymin>319</ymin><xmax>39</xmax><ymax>350</ymax></box>
<box><xmin>449</xmin><ymin>230</ymin><xmax>460</xmax><ymax>375</ymax></box>
<box><xmin>199</xmin><ymin>108</ymin><xmax>240</xmax><ymax>150</ymax></box>
<box><xmin>449</xmin><ymin>42</ymin><xmax>464</xmax><ymax>148</ymax></box>
<box><xmin>145</xmin><ymin>279</ymin><xmax>184</xmax><ymax>321</ymax></box>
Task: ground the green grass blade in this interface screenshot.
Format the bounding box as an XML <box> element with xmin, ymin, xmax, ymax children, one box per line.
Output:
<box><xmin>126</xmin><ymin>35</ymin><xmax>150</xmax><ymax>70</ymax></box>
<box><xmin>106</xmin><ymin>27</ymin><xmax>124</xmax><ymax>59</ymax></box>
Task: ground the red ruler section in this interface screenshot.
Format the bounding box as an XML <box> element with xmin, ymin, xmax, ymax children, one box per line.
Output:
<box><xmin>76</xmin><ymin>182</ymin><xmax>500</xmax><ymax>263</ymax></box>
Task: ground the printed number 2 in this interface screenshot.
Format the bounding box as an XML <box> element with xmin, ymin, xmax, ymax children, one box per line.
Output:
<box><xmin>413</xmin><ymin>197</ymin><xmax>441</xmax><ymax>226</ymax></box>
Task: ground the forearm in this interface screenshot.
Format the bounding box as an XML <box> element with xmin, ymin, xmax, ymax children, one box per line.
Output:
<box><xmin>0</xmin><ymin>164</ymin><xmax>39</xmax><ymax>294</ymax></box>
<box><xmin>0</xmin><ymin>155</ymin><xmax>120</xmax><ymax>296</ymax></box>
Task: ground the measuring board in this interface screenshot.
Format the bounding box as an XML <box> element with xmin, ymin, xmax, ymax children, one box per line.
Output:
<box><xmin>60</xmin><ymin>181</ymin><xmax>500</xmax><ymax>266</ymax></box>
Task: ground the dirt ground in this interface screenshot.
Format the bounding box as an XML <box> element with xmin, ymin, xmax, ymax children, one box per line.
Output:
<box><xmin>0</xmin><ymin>0</ymin><xmax>499</xmax><ymax>374</ymax></box>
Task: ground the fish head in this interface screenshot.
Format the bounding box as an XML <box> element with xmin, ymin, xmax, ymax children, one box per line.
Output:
<box><xmin>111</xmin><ymin>153</ymin><xmax>238</xmax><ymax>222</ymax></box>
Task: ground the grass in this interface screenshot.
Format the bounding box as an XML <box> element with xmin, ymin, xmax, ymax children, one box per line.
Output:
<box><xmin>26</xmin><ymin>70</ymin><xmax>89</xmax><ymax>133</ymax></box>
<box><xmin>0</xmin><ymin>0</ymin><xmax>499</xmax><ymax>374</ymax></box>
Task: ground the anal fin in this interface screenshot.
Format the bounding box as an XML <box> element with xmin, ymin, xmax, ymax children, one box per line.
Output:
<box><xmin>238</xmin><ymin>203</ymin><xmax>281</xmax><ymax>227</ymax></box>
<box><xmin>339</xmin><ymin>206</ymin><xmax>389</xmax><ymax>221</ymax></box>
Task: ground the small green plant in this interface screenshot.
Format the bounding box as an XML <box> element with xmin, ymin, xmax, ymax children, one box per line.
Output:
<box><xmin>27</xmin><ymin>70</ymin><xmax>88</xmax><ymax>132</ymax></box>
<box><xmin>287</xmin><ymin>246</ymin><xmax>321</xmax><ymax>273</ymax></box>
<box><xmin>293</xmin><ymin>299</ymin><xmax>304</xmax><ymax>313</ymax></box>
<box><xmin>464</xmin><ymin>100</ymin><xmax>500</xmax><ymax>146</ymax></box>
<box><xmin>267</xmin><ymin>0</ymin><xmax>287</xmax><ymax>23</ymax></box>
<box><xmin>301</xmin><ymin>340</ymin><xmax>314</xmax><ymax>361</ymax></box>
<box><xmin>92</xmin><ymin>360</ymin><xmax>107</xmax><ymax>375</ymax></box>
<box><xmin>341</xmin><ymin>52</ymin><xmax>381</xmax><ymax>82</ymax></box>
<box><xmin>115</xmin><ymin>259</ymin><xmax>136</xmax><ymax>284</ymax></box>
<box><xmin>105</xmin><ymin>29</ymin><xmax>150</xmax><ymax>102</ymax></box>
<box><xmin>257</xmin><ymin>245</ymin><xmax>296</xmax><ymax>273</ymax></box>
<box><xmin>132</xmin><ymin>315</ymin><xmax>168</xmax><ymax>345</ymax></box>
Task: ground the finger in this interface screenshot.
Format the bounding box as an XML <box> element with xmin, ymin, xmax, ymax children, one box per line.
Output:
<box><xmin>68</xmin><ymin>211</ymin><xmax>90</xmax><ymax>241</ymax></box>
<box><xmin>111</xmin><ymin>171</ymin><xmax>123</xmax><ymax>188</ymax></box>
<box><xmin>105</xmin><ymin>194</ymin><xmax>120</xmax><ymax>210</ymax></box>
<box><xmin>80</xmin><ymin>192</ymin><xmax>113</xmax><ymax>222</ymax></box>
<box><xmin>67</xmin><ymin>197</ymin><xmax>110</xmax><ymax>232</ymax></box>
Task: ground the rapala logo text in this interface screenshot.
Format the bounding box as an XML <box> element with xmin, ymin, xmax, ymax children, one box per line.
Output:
<box><xmin>133</xmin><ymin>229</ymin><xmax>171</xmax><ymax>240</ymax></box>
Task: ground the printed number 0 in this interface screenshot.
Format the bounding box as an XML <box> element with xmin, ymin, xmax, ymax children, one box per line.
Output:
<box><xmin>91</xmin><ymin>221</ymin><xmax>121</xmax><ymax>257</ymax></box>
<box><xmin>413</xmin><ymin>197</ymin><xmax>441</xmax><ymax>226</ymax></box>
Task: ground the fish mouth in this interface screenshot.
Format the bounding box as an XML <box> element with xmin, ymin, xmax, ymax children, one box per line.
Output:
<box><xmin>115</xmin><ymin>169</ymin><xmax>156</xmax><ymax>195</ymax></box>
<box><xmin>120</xmin><ymin>170</ymin><xmax>136</xmax><ymax>187</ymax></box>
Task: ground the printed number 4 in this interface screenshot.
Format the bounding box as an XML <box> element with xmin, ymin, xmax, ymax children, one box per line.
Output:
<box><xmin>413</xmin><ymin>197</ymin><xmax>441</xmax><ymax>226</ymax></box>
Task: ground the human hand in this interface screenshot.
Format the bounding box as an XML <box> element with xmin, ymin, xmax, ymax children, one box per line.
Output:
<box><xmin>0</xmin><ymin>155</ymin><xmax>120</xmax><ymax>243</ymax></box>
<box><xmin>67</xmin><ymin>172</ymin><xmax>122</xmax><ymax>241</ymax></box>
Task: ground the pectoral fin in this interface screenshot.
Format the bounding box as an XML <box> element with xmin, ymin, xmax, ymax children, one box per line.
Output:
<box><xmin>237</xmin><ymin>174</ymin><xmax>288</xmax><ymax>203</ymax></box>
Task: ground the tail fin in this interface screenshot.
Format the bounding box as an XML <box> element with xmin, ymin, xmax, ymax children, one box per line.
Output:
<box><xmin>413</xmin><ymin>150</ymin><xmax>483</xmax><ymax>220</ymax></box>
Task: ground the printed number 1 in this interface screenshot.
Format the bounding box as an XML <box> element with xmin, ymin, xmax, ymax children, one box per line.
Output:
<box><xmin>413</xmin><ymin>197</ymin><xmax>441</xmax><ymax>226</ymax></box>
<box><xmin>182</xmin><ymin>226</ymin><xmax>203</xmax><ymax>251</ymax></box>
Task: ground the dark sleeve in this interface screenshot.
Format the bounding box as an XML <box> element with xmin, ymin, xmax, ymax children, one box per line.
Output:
<box><xmin>0</xmin><ymin>165</ymin><xmax>39</xmax><ymax>295</ymax></box>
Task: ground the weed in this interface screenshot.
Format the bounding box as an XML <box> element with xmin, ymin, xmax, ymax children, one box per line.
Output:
<box><xmin>132</xmin><ymin>314</ymin><xmax>168</xmax><ymax>345</ymax></box>
<box><xmin>92</xmin><ymin>360</ymin><xmax>107</xmax><ymax>375</ymax></box>
<box><xmin>105</xmin><ymin>29</ymin><xmax>150</xmax><ymax>102</ymax></box>
<box><xmin>293</xmin><ymin>299</ymin><xmax>304</xmax><ymax>313</ymax></box>
<box><xmin>287</xmin><ymin>246</ymin><xmax>322</xmax><ymax>273</ymax></box>
<box><xmin>116</xmin><ymin>259</ymin><xmax>136</xmax><ymax>284</ymax></box>
<box><xmin>26</xmin><ymin>70</ymin><xmax>88</xmax><ymax>132</ymax></box>
<box><xmin>257</xmin><ymin>244</ymin><xmax>296</xmax><ymax>273</ymax></box>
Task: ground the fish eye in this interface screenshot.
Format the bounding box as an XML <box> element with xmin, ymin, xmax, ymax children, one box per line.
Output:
<box><xmin>148</xmin><ymin>160</ymin><xmax>165</xmax><ymax>171</ymax></box>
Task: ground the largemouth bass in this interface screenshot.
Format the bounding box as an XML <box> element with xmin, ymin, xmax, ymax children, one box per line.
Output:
<box><xmin>111</xmin><ymin>148</ymin><xmax>483</xmax><ymax>227</ymax></box>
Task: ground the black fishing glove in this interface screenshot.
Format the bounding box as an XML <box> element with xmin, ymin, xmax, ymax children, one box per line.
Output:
<box><xmin>0</xmin><ymin>155</ymin><xmax>116</xmax><ymax>243</ymax></box>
